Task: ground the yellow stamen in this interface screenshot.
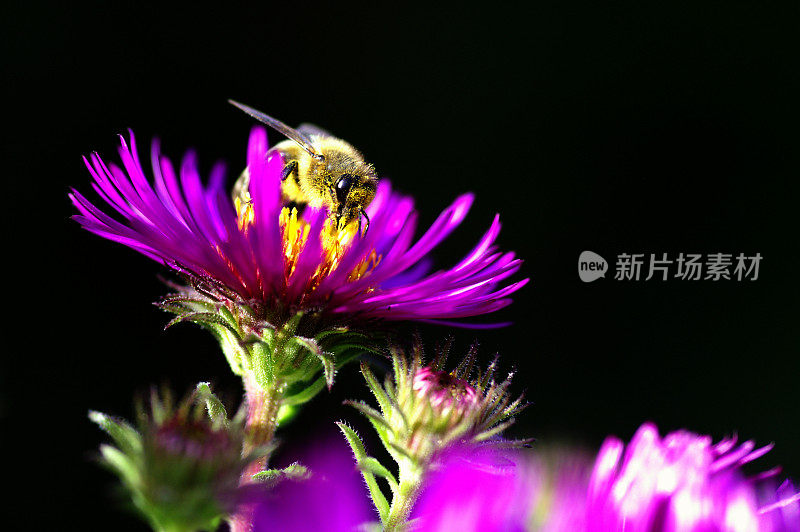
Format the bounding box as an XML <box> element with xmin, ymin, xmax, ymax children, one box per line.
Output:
<box><xmin>348</xmin><ymin>250</ymin><xmax>382</xmax><ymax>283</ymax></box>
<box><xmin>279</xmin><ymin>207</ymin><xmax>311</xmax><ymax>278</ymax></box>
<box><xmin>234</xmin><ymin>195</ymin><xmax>380</xmax><ymax>292</ymax></box>
<box><xmin>234</xmin><ymin>196</ymin><xmax>254</xmax><ymax>232</ymax></box>
<box><xmin>278</xmin><ymin>207</ymin><xmax>381</xmax><ymax>290</ymax></box>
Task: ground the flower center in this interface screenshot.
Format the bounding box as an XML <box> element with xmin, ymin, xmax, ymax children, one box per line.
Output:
<box><xmin>235</xmin><ymin>199</ymin><xmax>381</xmax><ymax>291</ymax></box>
<box><xmin>234</xmin><ymin>196</ymin><xmax>255</xmax><ymax>232</ymax></box>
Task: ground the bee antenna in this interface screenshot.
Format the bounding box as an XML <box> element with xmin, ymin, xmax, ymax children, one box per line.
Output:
<box><xmin>228</xmin><ymin>100</ymin><xmax>324</xmax><ymax>161</ymax></box>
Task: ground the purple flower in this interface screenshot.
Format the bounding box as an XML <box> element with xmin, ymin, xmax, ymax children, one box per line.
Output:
<box><xmin>413</xmin><ymin>447</ymin><xmax>592</xmax><ymax>532</ymax></box>
<box><xmin>70</xmin><ymin>127</ymin><xmax>526</xmax><ymax>326</ymax></box>
<box><xmin>412</xmin><ymin>423</ymin><xmax>800</xmax><ymax>532</ymax></box>
<box><xmin>587</xmin><ymin>422</ymin><xmax>800</xmax><ymax>532</ymax></box>
<box><xmin>251</xmin><ymin>437</ymin><xmax>374</xmax><ymax>531</ymax></box>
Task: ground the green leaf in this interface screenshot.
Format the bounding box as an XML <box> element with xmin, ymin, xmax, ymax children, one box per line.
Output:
<box><xmin>390</xmin><ymin>349</ymin><xmax>408</xmax><ymax>390</ymax></box>
<box><xmin>431</xmin><ymin>336</ymin><xmax>454</xmax><ymax>370</ymax></box>
<box><xmin>281</xmin><ymin>311</ymin><xmax>305</xmax><ymax>336</ymax></box>
<box><xmin>477</xmin><ymin>437</ymin><xmax>535</xmax><ymax>450</ymax></box>
<box><xmin>282</xmin><ymin>376</ymin><xmax>326</xmax><ymax>406</ymax></box>
<box><xmin>344</xmin><ymin>400</ymin><xmax>391</xmax><ymax>433</ymax></box>
<box><xmin>213</xmin><ymin>327</ymin><xmax>246</xmax><ymax>376</ymax></box>
<box><xmin>252</xmin><ymin>462</ymin><xmax>310</xmax><ymax>483</ymax></box>
<box><xmin>99</xmin><ymin>444</ymin><xmax>140</xmax><ymax>484</ymax></box>
<box><xmin>478</xmin><ymin>356</ymin><xmax>499</xmax><ymax>389</ymax></box>
<box><xmin>358</xmin><ymin>457</ymin><xmax>398</xmax><ymax>495</ymax></box>
<box><xmin>250</xmin><ymin>340</ymin><xmax>274</xmax><ymax>389</ymax></box>
<box><xmin>454</xmin><ymin>342</ymin><xmax>478</xmax><ymax>380</ymax></box>
<box><xmin>332</xmin><ymin>347</ymin><xmax>367</xmax><ymax>368</ymax></box>
<box><xmin>360</xmin><ymin>363</ymin><xmax>392</xmax><ymax>415</ymax></box>
<box><xmin>336</xmin><ymin>422</ymin><xmax>389</xmax><ymax>523</ymax></box>
<box><xmin>385</xmin><ymin>440</ymin><xmax>415</xmax><ymax>463</ymax></box>
<box><xmin>441</xmin><ymin>415</ymin><xmax>475</xmax><ymax>445</ymax></box>
<box><xmin>276</xmin><ymin>403</ymin><xmax>298</xmax><ymax>425</ymax></box>
<box><xmin>217</xmin><ymin>305</ymin><xmax>238</xmax><ymax>327</ymax></box>
<box><xmin>473</xmin><ymin>419</ymin><xmax>516</xmax><ymax>442</ymax></box>
<box><xmin>157</xmin><ymin>296</ymin><xmax>218</xmax><ymax>313</ymax></box>
<box><xmin>164</xmin><ymin>312</ymin><xmax>240</xmax><ymax>336</ymax></box>
<box><xmin>194</xmin><ymin>383</ymin><xmax>228</xmax><ymax>427</ymax></box>
<box><xmin>294</xmin><ymin>335</ymin><xmax>336</xmax><ymax>389</ymax></box>
<box><xmin>313</xmin><ymin>326</ymin><xmax>350</xmax><ymax>341</ymax></box>
<box><xmin>328</xmin><ymin>342</ymin><xmax>370</xmax><ymax>358</ymax></box>
<box><xmin>89</xmin><ymin>411</ymin><xmax>141</xmax><ymax>454</ymax></box>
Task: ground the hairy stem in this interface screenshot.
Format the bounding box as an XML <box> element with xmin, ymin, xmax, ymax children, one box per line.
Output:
<box><xmin>243</xmin><ymin>372</ymin><xmax>284</xmax><ymax>453</ymax></box>
<box><xmin>229</xmin><ymin>372</ymin><xmax>285</xmax><ymax>532</ymax></box>
<box><xmin>385</xmin><ymin>462</ymin><xmax>425</xmax><ymax>530</ymax></box>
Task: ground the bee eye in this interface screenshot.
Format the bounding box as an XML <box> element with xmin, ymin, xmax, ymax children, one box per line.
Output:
<box><xmin>335</xmin><ymin>174</ymin><xmax>354</xmax><ymax>203</ymax></box>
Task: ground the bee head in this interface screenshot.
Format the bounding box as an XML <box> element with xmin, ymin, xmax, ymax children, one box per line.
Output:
<box><xmin>334</xmin><ymin>173</ymin><xmax>376</xmax><ymax>232</ymax></box>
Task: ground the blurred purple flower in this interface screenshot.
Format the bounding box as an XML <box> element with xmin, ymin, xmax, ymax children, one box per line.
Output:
<box><xmin>413</xmin><ymin>449</ymin><xmax>591</xmax><ymax>532</ymax></box>
<box><xmin>251</xmin><ymin>437</ymin><xmax>374</xmax><ymax>531</ymax></box>
<box><xmin>412</xmin><ymin>423</ymin><xmax>800</xmax><ymax>532</ymax></box>
<box><xmin>70</xmin><ymin>127</ymin><xmax>526</xmax><ymax>325</ymax></box>
<box><xmin>587</xmin><ymin>422</ymin><xmax>800</xmax><ymax>532</ymax></box>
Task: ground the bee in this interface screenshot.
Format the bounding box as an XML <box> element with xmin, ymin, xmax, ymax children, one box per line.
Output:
<box><xmin>229</xmin><ymin>100</ymin><xmax>377</xmax><ymax>235</ymax></box>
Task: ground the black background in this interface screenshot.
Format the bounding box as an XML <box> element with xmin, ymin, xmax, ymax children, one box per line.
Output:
<box><xmin>5</xmin><ymin>2</ymin><xmax>800</xmax><ymax>529</ymax></box>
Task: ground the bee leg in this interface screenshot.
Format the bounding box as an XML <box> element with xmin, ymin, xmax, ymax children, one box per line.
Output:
<box><xmin>280</xmin><ymin>161</ymin><xmax>299</xmax><ymax>182</ymax></box>
<box><xmin>360</xmin><ymin>208</ymin><xmax>370</xmax><ymax>237</ymax></box>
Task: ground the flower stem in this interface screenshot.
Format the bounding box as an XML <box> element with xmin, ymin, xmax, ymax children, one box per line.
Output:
<box><xmin>242</xmin><ymin>372</ymin><xmax>284</xmax><ymax>453</ymax></box>
<box><xmin>229</xmin><ymin>373</ymin><xmax>285</xmax><ymax>532</ymax></box>
<box><xmin>385</xmin><ymin>462</ymin><xmax>425</xmax><ymax>531</ymax></box>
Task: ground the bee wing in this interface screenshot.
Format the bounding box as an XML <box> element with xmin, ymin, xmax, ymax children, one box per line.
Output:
<box><xmin>228</xmin><ymin>100</ymin><xmax>322</xmax><ymax>159</ymax></box>
<box><xmin>297</xmin><ymin>123</ymin><xmax>333</xmax><ymax>139</ymax></box>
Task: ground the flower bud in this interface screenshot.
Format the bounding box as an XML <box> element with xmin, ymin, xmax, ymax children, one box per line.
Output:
<box><xmin>349</xmin><ymin>342</ymin><xmax>529</xmax><ymax>467</ymax></box>
<box><xmin>90</xmin><ymin>384</ymin><xmax>266</xmax><ymax>532</ymax></box>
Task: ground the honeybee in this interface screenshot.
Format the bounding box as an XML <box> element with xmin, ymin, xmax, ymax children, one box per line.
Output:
<box><xmin>229</xmin><ymin>100</ymin><xmax>377</xmax><ymax>235</ymax></box>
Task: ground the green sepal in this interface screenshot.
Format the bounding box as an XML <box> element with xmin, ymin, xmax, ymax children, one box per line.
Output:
<box><xmin>249</xmin><ymin>339</ymin><xmax>275</xmax><ymax>389</ymax></box>
<box><xmin>195</xmin><ymin>382</ymin><xmax>228</xmax><ymax>428</ymax></box>
<box><xmin>358</xmin><ymin>457</ymin><xmax>398</xmax><ymax>495</ymax></box>
<box><xmin>313</xmin><ymin>326</ymin><xmax>350</xmax><ymax>340</ymax></box>
<box><xmin>385</xmin><ymin>440</ymin><xmax>416</xmax><ymax>462</ymax></box>
<box><xmin>282</xmin><ymin>375</ymin><xmax>327</xmax><ymax>406</ymax></box>
<box><xmin>209</xmin><ymin>326</ymin><xmax>246</xmax><ymax>376</ymax></box>
<box><xmin>473</xmin><ymin>418</ymin><xmax>516</xmax><ymax>442</ymax></box>
<box><xmin>476</xmin><ymin>437</ymin><xmax>535</xmax><ymax>450</ymax></box>
<box><xmin>355</xmin><ymin>522</ymin><xmax>384</xmax><ymax>532</ymax></box>
<box><xmin>344</xmin><ymin>400</ymin><xmax>392</xmax><ymax>438</ymax></box>
<box><xmin>155</xmin><ymin>295</ymin><xmax>218</xmax><ymax>313</ymax></box>
<box><xmin>164</xmin><ymin>311</ymin><xmax>240</xmax><ymax>336</ymax></box>
<box><xmin>276</xmin><ymin>404</ymin><xmax>298</xmax><ymax>425</ymax></box>
<box><xmin>98</xmin><ymin>444</ymin><xmax>140</xmax><ymax>484</ymax></box>
<box><xmin>252</xmin><ymin>462</ymin><xmax>310</xmax><ymax>485</ymax></box>
<box><xmin>89</xmin><ymin>410</ymin><xmax>141</xmax><ymax>455</ymax></box>
<box><xmin>360</xmin><ymin>362</ymin><xmax>393</xmax><ymax>415</ymax></box>
<box><xmin>293</xmin><ymin>335</ymin><xmax>336</xmax><ymax>389</ymax></box>
<box><xmin>336</xmin><ymin>422</ymin><xmax>390</xmax><ymax>523</ymax></box>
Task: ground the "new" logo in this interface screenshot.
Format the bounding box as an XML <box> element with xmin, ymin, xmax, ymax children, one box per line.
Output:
<box><xmin>578</xmin><ymin>251</ymin><xmax>607</xmax><ymax>282</ymax></box>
